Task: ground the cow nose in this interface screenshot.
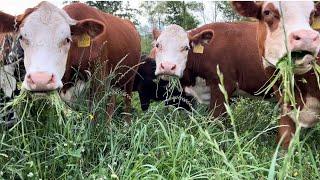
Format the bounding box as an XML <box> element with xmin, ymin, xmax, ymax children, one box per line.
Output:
<box><xmin>290</xmin><ymin>30</ymin><xmax>320</xmax><ymax>52</ymax></box>
<box><xmin>26</xmin><ymin>72</ymin><xmax>57</xmax><ymax>91</ymax></box>
<box><xmin>160</xmin><ymin>62</ymin><xmax>177</xmax><ymax>72</ymax></box>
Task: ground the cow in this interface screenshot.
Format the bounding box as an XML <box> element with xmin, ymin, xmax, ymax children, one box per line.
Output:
<box><xmin>152</xmin><ymin>23</ymin><xmax>269</xmax><ymax>118</ymax></box>
<box><xmin>232</xmin><ymin>1</ymin><xmax>320</xmax><ymax>148</ymax></box>
<box><xmin>0</xmin><ymin>33</ymin><xmax>24</xmax><ymax>127</ymax></box>
<box><xmin>133</xmin><ymin>55</ymin><xmax>195</xmax><ymax>111</ymax></box>
<box><xmin>0</xmin><ymin>1</ymin><xmax>141</xmax><ymax>123</ymax></box>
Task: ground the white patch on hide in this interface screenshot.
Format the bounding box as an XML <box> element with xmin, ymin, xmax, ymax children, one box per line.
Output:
<box><xmin>184</xmin><ymin>77</ymin><xmax>210</xmax><ymax>105</ymax></box>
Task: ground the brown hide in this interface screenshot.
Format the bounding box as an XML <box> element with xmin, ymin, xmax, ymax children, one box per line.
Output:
<box><xmin>180</xmin><ymin>22</ymin><xmax>268</xmax><ymax>116</ymax></box>
<box><xmin>62</xmin><ymin>3</ymin><xmax>141</xmax><ymax>90</ymax></box>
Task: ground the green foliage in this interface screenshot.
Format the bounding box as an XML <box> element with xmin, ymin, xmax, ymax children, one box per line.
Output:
<box><xmin>216</xmin><ymin>1</ymin><xmax>242</xmax><ymax>22</ymax></box>
<box><xmin>85</xmin><ymin>1</ymin><xmax>122</xmax><ymax>14</ymax></box>
<box><xmin>140</xmin><ymin>1</ymin><xmax>202</xmax><ymax>30</ymax></box>
<box><xmin>141</xmin><ymin>35</ymin><xmax>153</xmax><ymax>55</ymax></box>
<box><xmin>163</xmin><ymin>1</ymin><xmax>200</xmax><ymax>30</ymax></box>
<box><xmin>85</xmin><ymin>1</ymin><xmax>141</xmax><ymax>25</ymax></box>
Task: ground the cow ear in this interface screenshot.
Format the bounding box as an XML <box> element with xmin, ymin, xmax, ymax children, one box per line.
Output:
<box><xmin>189</xmin><ymin>29</ymin><xmax>214</xmax><ymax>46</ymax></box>
<box><xmin>0</xmin><ymin>12</ymin><xmax>16</xmax><ymax>33</ymax></box>
<box><xmin>70</xmin><ymin>19</ymin><xmax>105</xmax><ymax>38</ymax></box>
<box><xmin>231</xmin><ymin>1</ymin><xmax>262</xmax><ymax>19</ymax></box>
<box><xmin>152</xmin><ymin>28</ymin><xmax>161</xmax><ymax>40</ymax></box>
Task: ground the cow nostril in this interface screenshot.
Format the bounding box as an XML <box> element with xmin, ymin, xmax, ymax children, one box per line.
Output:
<box><xmin>293</xmin><ymin>35</ymin><xmax>301</xmax><ymax>41</ymax></box>
<box><xmin>47</xmin><ymin>74</ymin><xmax>55</xmax><ymax>84</ymax></box>
<box><xmin>160</xmin><ymin>63</ymin><xmax>164</xmax><ymax>69</ymax></box>
<box><xmin>171</xmin><ymin>65</ymin><xmax>176</xmax><ymax>70</ymax></box>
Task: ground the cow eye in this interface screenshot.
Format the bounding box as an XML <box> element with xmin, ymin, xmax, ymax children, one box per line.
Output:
<box><xmin>183</xmin><ymin>46</ymin><xmax>190</xmax><ymax>51</ymax></box>
<box><xmin>155</xmin><ymin>43</ymin><xmax>160</xmax><ymax>48</ymax></box>
<box><xmin>66</xmin><ymin>37</ymin><xmax>71</xmax><ymax>43</ymax></box>
<box><xmin>263</xmin><ymin>10</ymin><xmax>271</xmax><ymax>16</ymax></box>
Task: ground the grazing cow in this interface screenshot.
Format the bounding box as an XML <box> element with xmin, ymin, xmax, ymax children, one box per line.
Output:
<box><xmin>0</xmin><ymin>2</ymin><xmax>141</xmax><ymax>123</ymax></box>
<box><xmin>133</xmin><ymin>55</ymin><xmax>194</xmax><ymax>111</ymax></box>
<box><xmin>152</xmin><ymin>23</ymin><xmax>269</xmax><ymax>117</ymax></box>
<box><xmin>0</xmin><ymin>33</ymin><xmax>24</xmax><ymax>127</ymax></box>
<box><xmin>232</xmin><ymin>1</ymin><xmax>320</xmax><ymax>148</ymax></box>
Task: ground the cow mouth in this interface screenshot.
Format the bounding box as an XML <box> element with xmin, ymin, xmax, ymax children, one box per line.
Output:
<box><xmin>291</xmin><ymin>51</ymin><xmax>313</xmax><ymax>63</ymax></box>
<box><xmin>290</xmin><ymin>51</ymin><xmax>314</xmax><ymax>74</ymax></box>
<box><xmin>159</xmin><ymin>74</ymin><xmax>175</xmax><ymax>81</ymax></box>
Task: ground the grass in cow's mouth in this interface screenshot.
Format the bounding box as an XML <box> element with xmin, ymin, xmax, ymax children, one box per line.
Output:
<box><xmin>2</xmin><ymin>90</ymin><xmax>78</xmax><ymax>125</ymax></box>
<box><xmin>258</xmin><ymin>52</ymin><xmax>320</xmax><ymax>109</ymax></box>
<box><xmin>258</xmin><ymin>55</ymin><xmax>296</xmax><ymax>106</ymax></box>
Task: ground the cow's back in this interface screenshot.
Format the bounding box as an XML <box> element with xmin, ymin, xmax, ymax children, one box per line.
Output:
<box><xmin>188</xmin><ymin>22</ymin><xmax>266</xmax><ymax>93</ymax></box>
<box><xmin>63</xmin><ymin>3</ymin><xmax>141</xmax><ymax>87</ymax></box>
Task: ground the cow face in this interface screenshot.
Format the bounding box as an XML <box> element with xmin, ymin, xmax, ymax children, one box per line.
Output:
<box><xmin>153</xmin><ymin>25</ymin><xmax>190</xmax><ymax>78</ymax></box>
<box><xmin>153</xmin><ymin>24</ymin><xmax>214</xmax><ymax>78</ymax></box>
<box><xmin>0</xmin><ymin>1</ymin><xmax>104</xmax><ymax>92</ymax></box>
<box><xmin>232</xmin><ymin>1</ymin><xmax>320</xmax><ymax>72</ymax></box>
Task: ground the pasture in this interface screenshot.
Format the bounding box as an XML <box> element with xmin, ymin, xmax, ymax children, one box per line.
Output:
<box><xmin>1</xmin><ymin>1</ymin><xmax>320</xmax><ymax>179</ymax></box>
<box><xmin>1</xmin><ymin>75</ymin><xmax>320</xmax><ymax>179</ymax></box>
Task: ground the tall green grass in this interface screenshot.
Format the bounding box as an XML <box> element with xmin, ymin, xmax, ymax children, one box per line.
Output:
<box><xmin>1</xmin><ymin>87</ymin><xmax>320</xmax><ymax>179</ymax></box>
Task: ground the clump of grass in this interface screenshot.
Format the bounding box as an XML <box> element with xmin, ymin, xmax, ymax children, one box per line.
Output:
<box><xmin>3</xmin><ymin>90</ymin><xmax>78</xmax><ymax>124</ymax></box>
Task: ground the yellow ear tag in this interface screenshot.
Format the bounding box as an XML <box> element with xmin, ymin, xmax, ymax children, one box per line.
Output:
<box><xmin>193</xmin><ymin>44</ymin><xmax>204</xmax><ymax>54</ymax></box>
<box><xmin>77</xmin><ymin>33</ymin><xmax>91</xmax><ymax>47</ymax></box>
<box><xmin>312</xmin><ymin>16</ymin><xmax>320</xmax><ymax>30</ymax></box>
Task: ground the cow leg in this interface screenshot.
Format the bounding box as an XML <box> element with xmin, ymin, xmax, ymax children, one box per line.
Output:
<box><xmin>278</xmin><ymin>115</ymin><xmax>296</xmax><ymax>149</ymax></box>
<box><xmin>139</xmin><ymin>93</ymin><xmax>150</xmax><ymax>111</ymax></box>
<box><xmin>210</xmin><ymin>83</ymin><xmax>235</xmax><ymax>117</ymax></box>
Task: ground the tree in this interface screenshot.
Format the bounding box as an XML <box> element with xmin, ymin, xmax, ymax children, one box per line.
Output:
<box><xmin>216</xmin><ymin>1</ymin><xmax>242</xmax><ymax>22</ymax></box>
<box><xmin>85</xmin><ymin>1</ymin><xmax>122</xmax><ymax>14</ymax></box>
<box><xmin>140</xmin><ymin>1</ymin><xmax>202</xmax><ymax>30</ymax></box>
<box><xmin>163</xmin><ymin>1</ymin><xmax>200</xmax><ymax>30</ymax></box>
<box><xmin>84</xmin><ymin>1</ymin><xmax>141</xmax><ymax>25</ymax></box>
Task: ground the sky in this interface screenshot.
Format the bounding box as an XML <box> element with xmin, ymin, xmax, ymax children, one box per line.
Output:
<box><xmin>0</xmin><ymin>0</ymin><xmax>221</xmax><ymax>29</ymax></box>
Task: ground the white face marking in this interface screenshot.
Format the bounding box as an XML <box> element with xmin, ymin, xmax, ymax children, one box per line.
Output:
<box><xmin>263</xmin><ymin>1</ymin><xmax>319</xmax><ymax>67</ymax></box>
<box><xmin>0</xmin><ymin>64</ymin><xmax>16</xmax><ymax>97</ymax></box>
<box><xmin>20</xmin><ymin>2</ymin><xmax>76</xmax><ymax>90</ymax></box>
<box><xmin>154</xmin><ymin>25</ymin><xmax>190</xmax><ymax>78</ymax></box>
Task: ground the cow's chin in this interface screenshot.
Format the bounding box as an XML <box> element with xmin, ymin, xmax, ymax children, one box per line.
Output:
<box><xmin>155</xmin><ymin>69</ymin><xmax>183</xmax><ymax>79</ymax></box>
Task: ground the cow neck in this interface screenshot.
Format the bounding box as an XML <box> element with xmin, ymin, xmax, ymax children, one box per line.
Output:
<box><xmin>182</xmin><ymin>52</ymin><xmax>204</xmax><ymax>86</ymax></box>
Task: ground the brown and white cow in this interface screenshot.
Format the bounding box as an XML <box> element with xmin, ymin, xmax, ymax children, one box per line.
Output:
<box><xmin>0</xmin><ymin>1</ymin><xmax>141</xmax><ymax>122</ymax></box>
<box><xmin>232</xmin><ymin>1</ymin><xmax>320</xmax><ymax>148</ymax></box>
<box><xmin>152</xmin><ymin>23</ymin><xmax>269</xmax><ymax>117</ymax></box>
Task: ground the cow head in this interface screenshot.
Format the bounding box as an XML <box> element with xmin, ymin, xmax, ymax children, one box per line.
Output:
<box><xmin>0</xmin><ymin>1</ymin><xmax>105</xmax><ymax>92</ymax></box>
<box><xmin>153</xmin><ymin>24</ymin><xmax>213</xmax><ymax>78</ymax></box>
<box><xmin>232</xmin><ymin>1</ymin><xmax>320</xmax><ymax>73</ymax></box>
